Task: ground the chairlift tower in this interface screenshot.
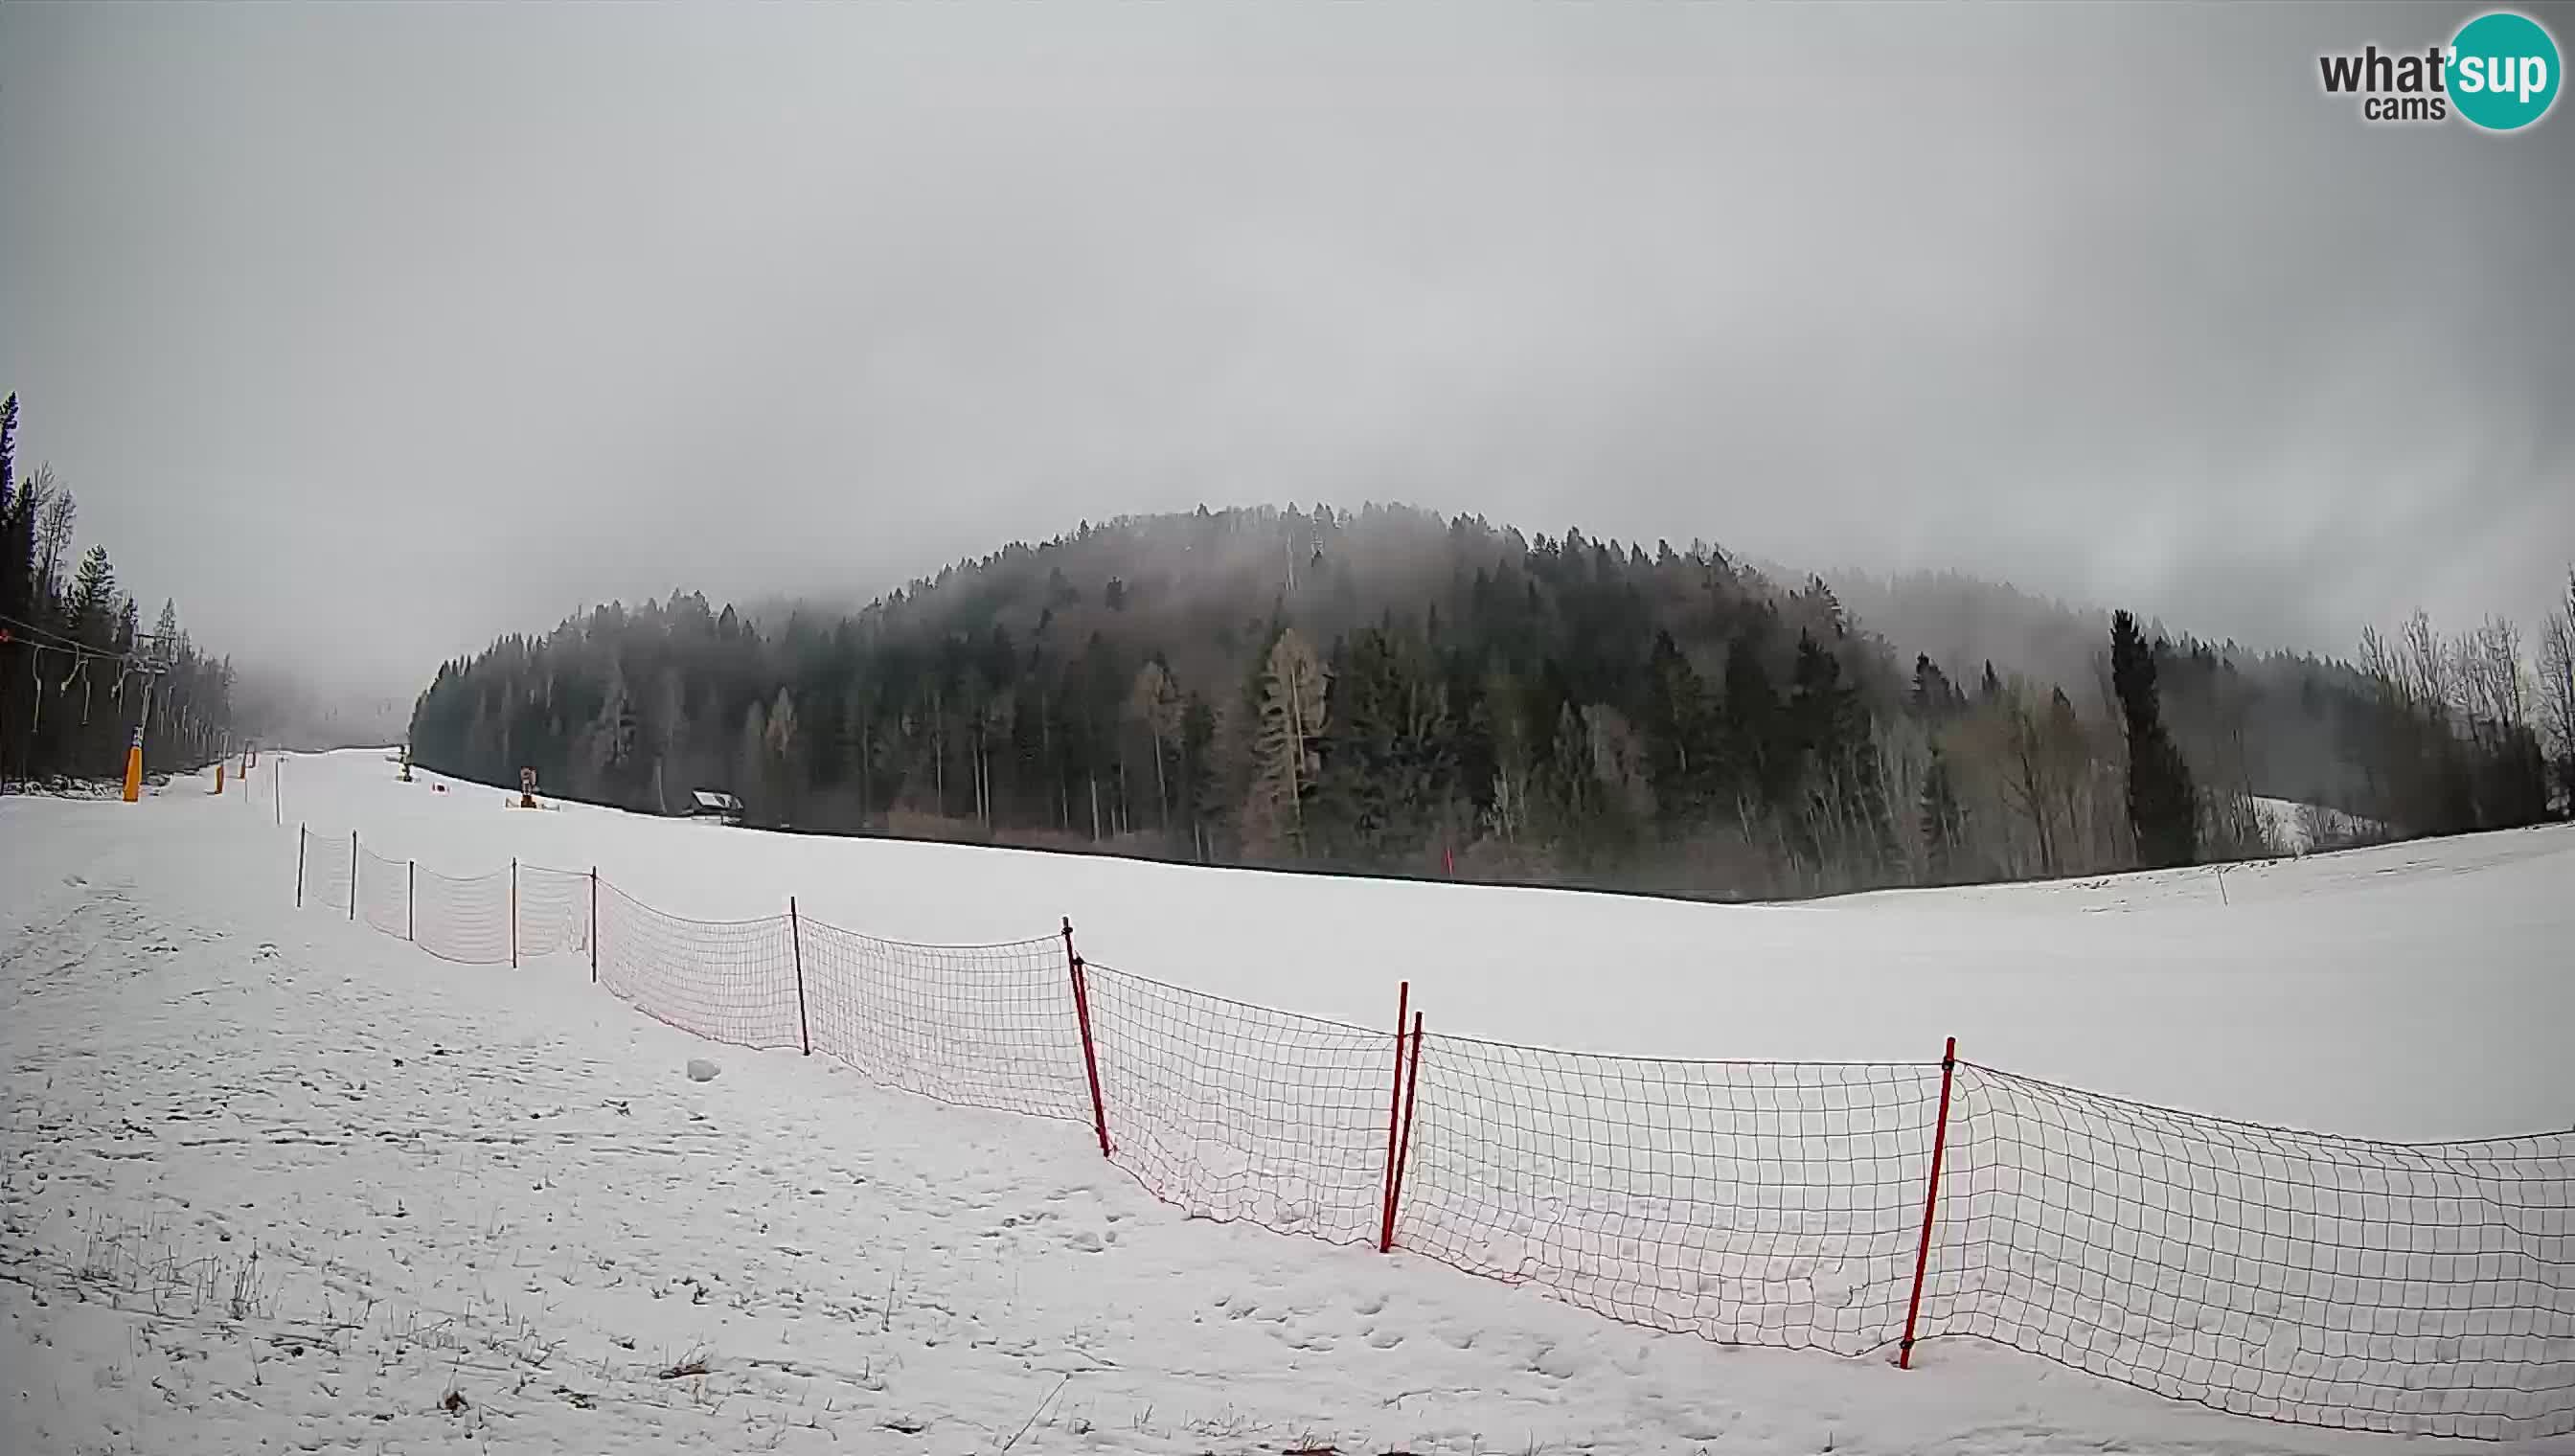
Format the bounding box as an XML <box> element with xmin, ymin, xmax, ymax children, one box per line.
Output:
<box><xmin>121</xmin><ymin>631</ymin><xmax>174</xmax><ymax>803</ymax></box>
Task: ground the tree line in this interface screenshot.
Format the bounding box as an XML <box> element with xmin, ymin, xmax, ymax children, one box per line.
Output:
<box><xmin>0</xmin><ymin>395</ymin><xmax>237</xmax><ymax>790</ymax></box>
<box><xmin>409</xmin><ymin>504</ymin><xmax>2575</xmax><ymax>898</ymax></box>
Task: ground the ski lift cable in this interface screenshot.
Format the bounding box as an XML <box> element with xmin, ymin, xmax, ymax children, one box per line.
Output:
<box><xmin>0</xmin><ymin>611</ymin><xmax>176</xmax><ymax>670</ymax></box>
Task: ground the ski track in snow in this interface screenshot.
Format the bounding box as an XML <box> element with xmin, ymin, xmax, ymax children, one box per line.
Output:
<box><xmin>4</xmin><ymin>759</ymin><xmax>2571</xmax><ymax>1454</ymax></box>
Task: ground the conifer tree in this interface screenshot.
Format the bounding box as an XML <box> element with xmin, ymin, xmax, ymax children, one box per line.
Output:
<box><xmin>2112</xmin><ymin>609</ymin><xmax>2199</xmax><ymax>867</ymax></box>
<box><xmin>1919</xmin><ymin>743</ymin><xmax>1965</xmax><ymax>882</ymax></box>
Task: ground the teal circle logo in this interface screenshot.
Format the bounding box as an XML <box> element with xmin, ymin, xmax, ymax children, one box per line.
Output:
<box><xmin>2450</xmin><ymin>11</ymin><xmax>2561</xmax><ymax>130</ymax></box>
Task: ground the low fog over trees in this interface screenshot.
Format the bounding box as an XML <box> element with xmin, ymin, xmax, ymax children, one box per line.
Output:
<box><xmin>409</xmin><ymin>504</ymin><xmax>2574</xmax><ymax>898</ymax></box>
<box><xmin>226</xmin><ymin>665</ymin><xmax>412</xmax><ymax>756</ymax></box>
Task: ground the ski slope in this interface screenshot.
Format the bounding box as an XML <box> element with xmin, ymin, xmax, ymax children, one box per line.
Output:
<box><xmin>4</xmin><ymin>749</ymin><xmax>2571</xmax><ymax>1454</ymax></box>
<box><xmin>278</xmin><ymin>750</ymin><xmax>2568</xmax><ymax>1140</ymax></box>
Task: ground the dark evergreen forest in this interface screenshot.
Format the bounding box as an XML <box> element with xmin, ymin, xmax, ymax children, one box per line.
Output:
<box><xmin>409</xmin><ymin>504</ymin><xmax>2573</xmax><ymax>898</ymax></box>
<box><xmin>1</xmin><ymin>395</ymin><xmax>237</xmax><ymax>789</ymax></box>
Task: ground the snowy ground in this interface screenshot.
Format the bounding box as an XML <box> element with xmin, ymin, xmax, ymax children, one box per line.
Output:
<box><xmin>4</xmin><ymin>751</ymin><xmax>2571</xmax><ymax>1453</ymax></box>
<box><xmin>257</xmin><ymin>751</ymin><xmax>2571</xmax><ymax>1141</ymax></box>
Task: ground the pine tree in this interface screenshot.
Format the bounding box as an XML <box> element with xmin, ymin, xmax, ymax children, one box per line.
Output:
<box><xmin>70</xmin><ymin>546</ymin><xmax>118</xmax><ymax>644</ymax></box>
<box><xmin>1919</xmin><ymin>743</ymin><xmax>1965</xmax><ymax>882</ymax></box>
<box><xmin>1542</xmin><ymin>699</ymin><xmax>1597</xmax><ymax>857</ymax></box>
<box><xmin>1247</xmin><ymin>628</ymin><xmax>1327</xmax><ymax>856</ymax></box>
<box><xmin>1315</xmin><ymin>626</ymin><xmax>1451</xmax><ymax>862</ymax></box>
<box><xmin>2111</xmin><ymin>609</ymin><xmax>2199</xmax><ymax>867</ymax></box>
<box><xmin>1128</xmin><ymin>659</ymin><xmax>1182</xmax><ymax>833</ymax></box>
<box><xmin>1176</xmin><ymin>695</ymin><xmax>1218</xmax><ymax>856</ymax></box>
<box><xmin>1911</xmin><ymin>653</ymin><xmax>1962</xmax><ymax>717</ymax></box>
<box><xmin>0</xmin><ymin>395</ymin><xmax>19</xmax><ymax>642</ymax></box>
<box><xmin>1642</xmin><ymin>629</ymin><xmax>1713</xmax><ymax>828</ymax></box>
<box><xmin>1720</xmin><ymin>636</ymin><xmax>1780</xmax><ymax>808</ymax></box>
<box><xmin>588</xmin><ymin>669</ymin><xmax>640</xmax><ymax>798</ymax></box>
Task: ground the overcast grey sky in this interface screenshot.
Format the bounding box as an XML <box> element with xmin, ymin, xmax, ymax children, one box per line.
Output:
<box><xmin>4</xmin><ymin>3</ymin><xmax>2569</xmax><ymax>698</ymax></box>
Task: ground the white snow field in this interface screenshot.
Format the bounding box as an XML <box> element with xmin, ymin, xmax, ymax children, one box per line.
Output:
<box><xmin>3</xmin><ymin>750</ymin><xmax>2570</xmax><ymax>1453</ymax></box>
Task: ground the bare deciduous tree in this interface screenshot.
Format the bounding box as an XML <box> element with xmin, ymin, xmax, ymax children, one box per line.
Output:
<box><xmin>31</xmin><ymin>466</ymin><xmax>76</xmax><ymax>601</ymax></box>
<box><xmin>763</xmin><ymin>687</ymin><xmax>800</xmax><ymax>820</ymax></box>
<box><xmin>2401</xmin><ymin>608</ymin><xmax>2451</xmax><ymax>715</ymax></box>
<box><xmin>2540</xmin><ymin>569</ymin><xmax>2575</xmax><ymax>809</ymax></box>
<box><xmin>2450</xmin><ymin>615</ymin><xmax>2528</xmax><ymax>739</ymax></box>
<box><xmin>1972</xmin><ymin>678</ymin><xmax>2063</xmax><ymax>876</ymax></box>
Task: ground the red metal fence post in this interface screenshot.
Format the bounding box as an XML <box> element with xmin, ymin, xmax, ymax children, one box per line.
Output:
<box><xmin>1062</xmin><ymin>918</ymin><xmax>1111</xmax><ymax>1159</ymax></box>
<box><xmin>788</xmin><ymin>897</ymin><xmax>811</xmax><ymax>1056</ymax></box>
<box><xmin>349</xmin><ymin>830</ymin><xmax>358</xmax><ymax>921</ymax></box>
<box><xmin>588</xmin><ymin>867</ymin><xmax>599</xmax><ymax>984</ymax></box>
<box><xmin>1900</xmin><ymin>1035</ymin><xmax>1959</xmax><ymax>1370</ymax></box>
<box><xmin>295</xmin><ymin>825</ymin><xmax>306</xmax><ymax>908</ymax></box>
<box><xmin>510</xmin><ymin>858</ymin><xmax>519</xmax><ymax>968</ymax></box>
<box><xmin>1378</xmin><ymin>981</ymin><xmax>1411</xmax><ymax>1253</ymax></box>
<box><xmin>1383</xmin><ymin>1010</ymin><xmax>1425</xmax><ymax>1253</ymax></box>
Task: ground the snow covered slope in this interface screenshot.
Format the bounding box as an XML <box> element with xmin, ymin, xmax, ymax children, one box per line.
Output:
<box><xmin>262</xmin><ymin>748</ymin><xmax>2571</xmax><ymax>1142</ymax></box>
<box><xmin>4</xmin><ymin>752</ymin><xmax>2570</xmax><ymax>1453</ymax></box>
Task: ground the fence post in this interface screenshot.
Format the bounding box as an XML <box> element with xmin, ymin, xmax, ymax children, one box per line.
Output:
<box><xmin>1900</xmin><ymin>1035</ymin><xmax>1959</xmax><ymax>1371</ymax></box>
<box><xmin>407</xmin><ymin>859</ymin><xmax>417</xmax><ymax>942</ymax></box>
<box><xmin>275</xmin><ymin>758</ymin><xmax>283</xmax><ymax>826</ymax></box>
<box><xmin>1378</xmin><ymin>981</ymin><xmax>1411</xmax><ymax>1253</ymax></box>
<box><xmin>510</xmin><ymin>858</ymin><xmax>519</xmax><ymax>968</ymax></box>
<box><xmin>588</xmin><ymin>867</ymin><xmax>599</xmax><ymax>984</ymax></box>
<box><xmin>1383</xmin><ymin>1010</ymin><xmax>1424</xmax><ymax>1253</ymax></box>
<box><xmin>349</xmin><ymin>830</ymin><xmax>358</xmax><ymax>921</ymax></box>
<box><xmin>1062</xmin><ymin>918</ymin><xmax>1111</xmax><ymax>1159</ymax></box>
<box><xmin>788</xmin><ymin>897</ymin><xmax>811</xmax><ymax>1057</ymax></box>
<box><xmin>295</xmin><ymin>825</ymin><xmax>306</xmax><ymax>908</ymax></box>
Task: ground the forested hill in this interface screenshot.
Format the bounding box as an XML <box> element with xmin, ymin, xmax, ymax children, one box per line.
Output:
<box><xmin>407</xmin><ymin>504</ymin><xmax>2566</xmax><ymax>899</ymax></box>
<box><xmin>2</xmin><ymin>394</ymin><xmax>237</xmax><ymax>788</ymax></box>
